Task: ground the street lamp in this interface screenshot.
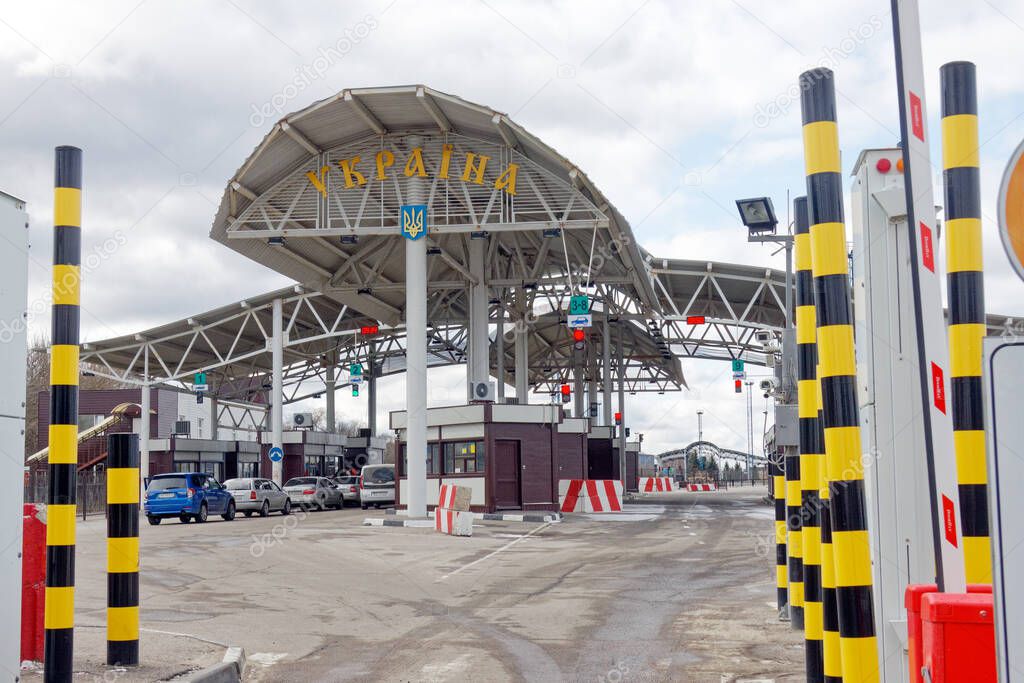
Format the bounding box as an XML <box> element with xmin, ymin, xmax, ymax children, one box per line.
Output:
<box><xmin>735</xmin><ymin>197</ymin><xmax>778</xmax><ymax>235</ymax></box>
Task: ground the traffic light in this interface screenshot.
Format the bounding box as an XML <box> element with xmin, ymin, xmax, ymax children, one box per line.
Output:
<box><xmin>572</xmin><ymin>328</ymin><xmax>585</xmax><ymax>351</ymax></box>
<box><xmin>560</xmin><ymin>384</ymin><xmax>571</xmax><ymax>404</ymax></box>
<box><xmin>614</xmin><ymin>411</ymin><xmax>622</xmax><ymax>426</ymax></box>
<box><xmin>734</xmin><ymin>379</ymin><xmax>742</xmax><ymax>394</ymax></box>
<box><xmin>352</xmin><ymin>385</ymin><xmax>359</xmax><ymax>397</ymax></box>
<box><xmin>360</xmin><ymin>324</ymin><xmax>379</xmax><ymax>336</ymax></box>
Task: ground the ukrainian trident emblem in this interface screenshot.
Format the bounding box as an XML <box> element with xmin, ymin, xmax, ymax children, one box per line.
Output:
<box><xmin>400</xmin><ymin>204</ymin><xmax>427</xmax><ymax>240</ymax></box>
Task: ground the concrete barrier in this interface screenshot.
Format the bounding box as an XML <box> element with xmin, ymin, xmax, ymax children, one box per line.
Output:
<box><xmin>434</xmin><ymin>507</ymin><xmax>473</xmax><ymax>536</ymax></box>
<box><xmin>558</xmin><ymin>479</ymin><xmax>623</xmax><ymax>513</ymax></box>
<box><xmin>638</xmin><ymin>477</ymin><xmax>675</xmax><ymax>493</ymax></box>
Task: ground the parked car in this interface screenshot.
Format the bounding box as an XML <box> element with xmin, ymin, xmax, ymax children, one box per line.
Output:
<box><xmin>283</xmin><ymin>476</ymin><xmax>343</xmax><ymax>510</ymax></box>
<box><xmin>144</xmin><ymin>472</ymin><xmax>236</xmax><ymax>525</ymax></box>
<box><xmin>331</xmin><ymin>474</ymin><xmax>361</xmax><ymax>506</ymax></box>
<box><xmin>223</xmin><ymin>477</ymin><xmax>292</xmax><ymax>517</ymax></box>
<box><xmin>359</xmin><ymin>464</ymin><xmax>395</xmax><ymax>509</ymax></box>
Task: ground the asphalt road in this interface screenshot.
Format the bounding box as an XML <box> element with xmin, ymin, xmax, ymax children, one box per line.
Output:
<box><xmin>22</xmin><ymin>487</ymin><xmax>804</xmax><ymax>682</ymax></box>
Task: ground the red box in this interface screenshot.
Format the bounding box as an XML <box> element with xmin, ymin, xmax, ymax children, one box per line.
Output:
<box><xmin>905</xmin><ymin>583</ymin><xmax>992</xmax><ymax>683</ymax></box>
<box><xmin>920</xmin><ymin>592</ymin><xmax>996</xmax><ymax>683</ymax></box>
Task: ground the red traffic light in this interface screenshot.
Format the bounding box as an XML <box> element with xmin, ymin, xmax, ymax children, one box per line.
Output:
<box><xmin>614</xmin><ymin>411</ymin><xmax>622</xmax><ymax>425</ymax></box>
<box><xmin>734</xmin><ymin>379</ymin><xmax>742</xmax><ymax>393</ymax></box>
<box><xmin>360</xmin><ymin>324</ymin><xmax>379</xmax><ymax>335</ymax></box>
<box><xmin>686</xmin><ymin>315</ymin><xmax>706</xmax><ymax>325</ymax></box>
<box><xmin>560</xmin><ymin>384</ymin><xmax>571</xmax><ymax>404</ymax></box>
<box><xmin>572</xmin><ymin>328</ymin><xmax>585</xmax><ymax>342</ymax></box>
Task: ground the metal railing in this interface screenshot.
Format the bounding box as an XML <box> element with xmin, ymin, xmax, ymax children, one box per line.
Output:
<box><xmin>25</xmin><ymin>468</ymin><xmax>108</xmax><ymax>519</ymax></box>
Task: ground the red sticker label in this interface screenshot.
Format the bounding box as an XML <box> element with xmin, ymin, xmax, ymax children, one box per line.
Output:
<box><xmin>942</xmin><ymin>494</ymin><xmax>958</xmax><ymax>548</ymax></box>
<box><xmin>910</xmin><ymin>91</ymin><xmax>924</xmax><ymax>141</ymax></box>
<box><xmin>920</xmin><ymin>222</ymin><xmax>934</xmax><ymax>272</ymax></box>
<box><xmin>931</xmin><ymin>362</ymin><xmax>946</xmax><ymax>413</ymax></box>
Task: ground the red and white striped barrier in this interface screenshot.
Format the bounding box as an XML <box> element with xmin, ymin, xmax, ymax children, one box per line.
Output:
<box><xmin>638</xmin><ymin>477</ymin><xmax>675</xmax><ymax>493</ymax></box>
<box><xmin>686</xmin><ymin>483</ymin><xmax>718</xmax><ymax>492</ymax></box>
<box><xmin>434</xmin><ymin>507</ymin><xmax>473</xmax><ymax>536</ymax></box>
<box><xmin>558</xmin><ymin>479</ymin><xmax>623</xmax><ymax>513</ymax></box>
<box><xmin>437</xmin><ymin>483</ymin><xmax>472</xmax><ymax>511</ymax></box>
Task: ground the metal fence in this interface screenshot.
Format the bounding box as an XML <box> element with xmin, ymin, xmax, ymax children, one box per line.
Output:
<box><xmin>25</xmin><ymin>469</ymin><xmax>108</xmax><ymax>519</ymax></box>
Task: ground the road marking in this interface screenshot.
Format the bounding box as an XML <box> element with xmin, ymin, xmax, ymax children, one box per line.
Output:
<box><xmin>437</xmin><ymin>523</ymin><xmax>550</xmax><ymax>581</ymax></box>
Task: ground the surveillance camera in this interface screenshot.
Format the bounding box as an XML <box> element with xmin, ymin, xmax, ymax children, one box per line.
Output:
<box><xmin>759</xmin><ymin>378</ymin><xmax>777</xmax><ymax>392</ymax></box>
<box><xmin>755</xmin><ymin>330</ymin><xmax>774</xmax><ymax>345</ymax></box>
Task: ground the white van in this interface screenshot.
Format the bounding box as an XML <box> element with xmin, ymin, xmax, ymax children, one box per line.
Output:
<box><xmin>359</xmin><ymin>464</ymin><xmax>395</xmax><ymax>509</ymax></box>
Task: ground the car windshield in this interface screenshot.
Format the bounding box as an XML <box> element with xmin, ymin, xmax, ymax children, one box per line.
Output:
<box><xmin>148</xmin><ymin>476</ymin><xmax>188</xmax><ymax>491</ymax></box>
<box><xmin>285</xmin><ymin>477</ymin><xmax>317</xmax><ymax>487</ymax></box>
<box><xmin>363</xmin><ymin>467</ymin><xmax>395</xmax><ymax>484</ymax></box>
<box><xmin>224</xmin><ymin>479</ymin><xmax>251</xmax><ymax>490</ymax></box>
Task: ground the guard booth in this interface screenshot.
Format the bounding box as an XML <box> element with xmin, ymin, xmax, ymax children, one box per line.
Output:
<box><xmin>259</xmin><ymin>430</ymin><xmax>348</xmax><ymax>481</ymax></box>
<box><xmin>343</xmin><ymin>428</ymin><xmax>387</xmax><ymax>472</ymax></box>
<box><xmin>391</xmin><ymin>403</ymin><xmax>583</xmax><ymax>513</ymax></box>
<box><xmin>586</xmin><ymin>426</ymin><xmax>615</xmax><ymax>479</ymax></box>
<box><xmin>613</xmin><ymin>440</ymin><xmax>640</xmax><ymax>492</ymax></box>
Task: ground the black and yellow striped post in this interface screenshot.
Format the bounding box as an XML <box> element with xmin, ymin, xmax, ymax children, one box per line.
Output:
<box><xmin>794</xmin><ymin>195</ymin><xmax>824</xmax><ymax>680</ymax></box>
<box><xmin>785</xmin><ymin>438</ymin><xmax>804</xmax><ymax>629</ymax></box>
<box><xmin>772</xmin><ymin>454</ymin><xmax>788</xmax><ymax>614</ymax></box>
<box><xmin>107</xmin><ymin>433</ymin><xmax>140</xmax><ymax>665</ymax></box>
<box><xmin>817</xmin><ymin>368</ymin><xmax>842</xmax><ymax>682</ymax></box>
<box><xmin>799</xmin><ymin>68</ymin><xmax>879</xmax><ymax>681</ymax></box>
<box><xmin>45</xmin><ymin>145</ymin><xmax>82</xmax><ymax>682</ymax></box>
<box><xmin>940</xmin><ymin>60</ymin><xmax>990</xmax><ymax>585</ymax></box>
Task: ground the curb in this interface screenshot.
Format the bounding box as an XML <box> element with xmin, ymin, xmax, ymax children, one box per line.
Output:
<box><xmin>186</xmin><ymin>646</ymin><xmax>246</xmax><ymax>683</ymax></box>
<box><xmin>363</xmin><ymin>518</ymin><xmax>434</xmax><ymax>528</ymax></box>
<box><xmin>384</xmin><ymin>509</ymin><xmax>561</xmax><ymax>523</ymax></box>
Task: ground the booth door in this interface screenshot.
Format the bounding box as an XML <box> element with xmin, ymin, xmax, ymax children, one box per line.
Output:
<box><xmin>493</xmin><ymin>440</ymin><xmax>521</xmax><ymax>509</ymax></box>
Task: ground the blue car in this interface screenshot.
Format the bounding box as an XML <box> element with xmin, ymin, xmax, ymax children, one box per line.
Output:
<box><xmin>144</xmin><ymin>472</ymin><xmax>236</xmax><ymax>525</ymax></box>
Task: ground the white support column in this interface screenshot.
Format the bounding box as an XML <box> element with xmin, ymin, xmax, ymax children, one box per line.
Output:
<box><xmin>602</xmin><ymin>316</ymin><xmax>612</xmax><ymax>425</ymax></box>
<box><xmin>515</xmin><ymin>318</ymin><xmax>529</xmax><ymax>403</ymax></box>
<box><xmin>573</xmin><ymin>361</ymin><xmax>584</xmax><ymax>419</ymax></box>
<box><xmin>140</xmin><ymin>350</ymin><xmax>150</xmax><ymax>485</ymax></box>
<box><xmin>617</xmin><ymin>323</ymin><xmax>626</xmax><ymax>487</ymax></box>
<box><xmin>325</xmin><ymin>363</ymin><xmax>336</xmax><ymax>433</ymax></box>
<box><xmin>209</xmin><ymin>396</ymin><xmax>218</xmax><ymax>439</ymax></box>
<box><xmin>405</xmin><ymin>136</ymin><xmax>428</xmax><ymax>518</ymax></box>
<box><xmin>496</xmin><ymin>303</ymin><xmax>506</xmax><ymax>402</ymax></box>
<box><xmin>271</xmin><ymin>297</ymin><xmax>284</xmax><ymax>485</ymax></box>
<box><xmin>367</xmin><ymin>357</ymin><xmax>377</xmax><ymax>435</ymax></box>
<box><xmin>467</xmin><ymin>236</ymin><xmax>488</xmax><ymax>399</ymax></box>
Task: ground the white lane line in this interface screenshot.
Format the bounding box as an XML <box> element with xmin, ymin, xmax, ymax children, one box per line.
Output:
<box><xmin>437</xmin><ymin>522</ymin><xmax>550</xmax><ymax>582</ymax></box>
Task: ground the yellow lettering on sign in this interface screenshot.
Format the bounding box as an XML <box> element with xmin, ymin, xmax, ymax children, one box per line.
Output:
<box><xmin>375</xmin><ymin>150</ymin><xmax>394</xmax><ymax>180</ymax></box>
<box><xmin>461</xmin><ymin>152</ymin><xmax>490</xmax><ymax>185</ymax></box>
<box><xmin>305</xmin><ymin>165</ymin><xmax>330</xmax><ymax>197</ymax></box>
<box><xmin>404</xmin><ymin>147</ymin><xmax>427</xmax><ymax>178</ymax></box>
<box><xmin>337</xmin><ymin>156</ymin><xmax>367</xmax><ymax>189</ymax></box>
<box><xmin>439</xmin><ymin>144</ymin><xmax>453</xmax><ymax>179</ymax></box>
<box><xmin>494</xmin><ymin>163</ymin><xmax>519</xmax><ymax>196</ymax></box>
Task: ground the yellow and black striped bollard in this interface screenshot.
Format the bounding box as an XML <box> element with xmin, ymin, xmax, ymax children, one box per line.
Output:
<box><xmin>772</xmin><ymin>454</ymin><xmax>788</xmax><ymax>614</ymax></box>
<box><xmin>794</xmin><ymin>195</ymin><xmax>824</xmax><ymax>680</ymax></box>
<box><xmin>785</xmin><ymin>439</ymin><xmax>804</xmax><ymax>629</ymax></box>
<box><xmin>940</xmin><ymin>60</ymin><xmax>990</xmax><ymax>585</ymax></box>
<box><xmin>45</xmin><ymin>145</ymin><xmax>82</xmax><ymax>683</ymax></box>
<box><xmin>107</xmin><ymin>433</ymin><xmax>140</xmax><ymax>665</ymax></box>
<box><xmin>817</xmin><ymin>370</ymin><xmax>842</xmax><ymax>682</ymax></box>
<box><xmin>800</xmin><ymin>68</ymin><xmax>879</xmax><ymax>682</ymax></box>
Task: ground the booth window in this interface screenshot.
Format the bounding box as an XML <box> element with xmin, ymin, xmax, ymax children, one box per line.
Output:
<box><xmin>237</xmin><ymin>461</ymin><xmax>258</xmax><ymax>478</ymax></box>
<box><xmin>443</xmin><ymin>441</ymin><xmax>484</xmax><ymax>474</ymax></box>
<box><xmin>400</xmin><ymin>443</ymin><xmax>441</xmax><ymax>476</ymax></box>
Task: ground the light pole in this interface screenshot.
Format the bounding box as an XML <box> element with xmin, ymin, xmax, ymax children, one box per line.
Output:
<box><xmin>745</xmin><ymin>380</ymin><xmax>754</xmax><ymax>484</ymax></box>
<box><xmin>696</xmin><ymin>410</ymin><xmax>703</xmax><ymax>483</ymax></box>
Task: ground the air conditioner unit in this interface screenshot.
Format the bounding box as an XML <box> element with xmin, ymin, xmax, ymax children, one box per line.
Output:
<box><xmin>291</xmin><ymin>412</ymin><xmax>314</xmax><ymax>428</ymax></box>
<box><xmin>173</xmin><ymin>420</ymin><xmax>191</xmax><ymax>436</ymax></box>
<box><xmin>469</xmin><ymin>381</ymin><xmax>496</xmax><ymax>402</ymax></box>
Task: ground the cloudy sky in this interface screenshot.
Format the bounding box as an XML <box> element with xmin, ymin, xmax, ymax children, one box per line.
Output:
<box><xmin>2</xmin><ymin>0</ymin><xmax>1023</xmax><ymax>457</ymax></box>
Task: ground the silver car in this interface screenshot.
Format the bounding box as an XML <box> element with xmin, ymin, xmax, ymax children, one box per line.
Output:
<box><xmin>332</xmin><ymin>474</ymin><xmax>361</xmax><ymax>506</ymax></box>
<box><xmin>224</xmin><ymin>478</ymin><xmax>292</xmax><ymax>517</ymax></box>
<box><xmin>359</xmin><ymin>464</ymin><xmax>395</xmax><ymax>509</ymax></box>
<box><xmin>283</xmin><ymin>476</ymin><xmax>343</xmax><ymax>511</ymax></box>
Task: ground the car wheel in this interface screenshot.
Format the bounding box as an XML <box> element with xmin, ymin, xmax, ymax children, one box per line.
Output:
<box><xmin>282</xmin><ymin>499</ymin><xmax>292</xmax><ymax>516</ymax></box>
<box><xmin>179</xmin><ymin>512</ymin><xmax>191</xmax><ymax>524</ymax></box>
<box><xmin>147</xmin><ymin>516</ymin><xmax>161</xmax><ymax>526</ymax></box>
<box><xmin>222</xmin><ymin>500</ymin><xmax>236</xmax><ymax>521</ymax></box>
<box><xmin>333</xmin><ymin>499</ymin><xmax>344</xmax><ymax>510</ymax></box>
<box><xmin>243</xmin><ymin>511</ymin><xmax>253</xmax><ymax>518</ymax></box>
<box><xmin>259</xmin><ymin>500</ymin><xmax>270</xmax><ymax>518</ymax></box>
<box><xmin>196</xmin><ymin>502</ymin><xmax>209</xmax><ymax>523</ymax></box>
